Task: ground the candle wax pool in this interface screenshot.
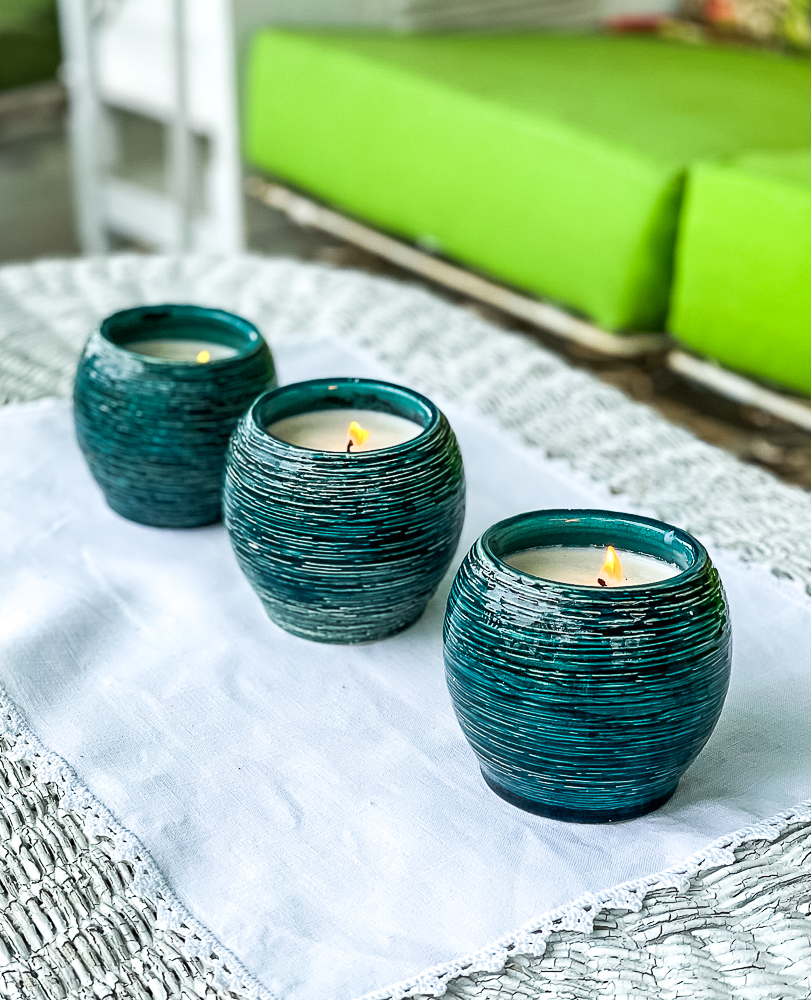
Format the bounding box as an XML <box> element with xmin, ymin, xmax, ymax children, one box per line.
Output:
<box><xmin>267</xmin><ymin>408</ymin><xmax>422</xmax><ymax>452</ymax></box>
<box><xmin>125</xmin><ymin>339</ymin><xmax>238</xmax><ymax>362</ymax></box>
<box><xmin>505</xmin><ymin>545</ymin><xmax>680</xmax><ymax>587</ymax></box>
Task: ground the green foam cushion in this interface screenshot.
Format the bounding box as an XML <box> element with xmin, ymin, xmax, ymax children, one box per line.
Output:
<box><xmin>670</xmin><ymin>152</ymin><xmax>811</xmax><ymax>396</ymax></box>
<box><xmin>245</xmin><ymin>31</ymin><xmax>811</xmax><ymax>332</ymax></box>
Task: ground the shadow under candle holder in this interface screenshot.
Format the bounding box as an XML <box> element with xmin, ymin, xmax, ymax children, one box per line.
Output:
<box><xmin>444</xmin><ymin>510</ymin><xmax>732</xmax><ymax>823</ymax></box>
<box><xmin>223</xmin><ymin>377</ymin><xmax>466</xmax><ymax>644</ymax></box>
<box><xmin>73</xmin><ymin>304</ymin><xmax>276</xmax><ymax>527</ymax></box>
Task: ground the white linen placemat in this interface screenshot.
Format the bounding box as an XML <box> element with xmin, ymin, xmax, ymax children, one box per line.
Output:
<box><xmin>1</xmin><ymin>332</ymin><xmax>810</xmax><ymax>1000</ymax></box>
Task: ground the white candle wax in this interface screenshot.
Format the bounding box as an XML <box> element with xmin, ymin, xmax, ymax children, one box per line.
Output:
<box><xmin>505</xmin><ymin>545</ymin><xmax>680</xmax><ymax>587</ymax></box>
<box><xmin>124</xmin><ymin>339</ymin><xmax>238</xmax><ymax>362</ymax></box>
<box><xmin>268</xmin><ymin>408</ymin><xmax>422</xmax><ymax>452</ymax></box>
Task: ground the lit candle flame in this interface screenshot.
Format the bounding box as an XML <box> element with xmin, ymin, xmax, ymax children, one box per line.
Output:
<box><xmin>196</xmin><ymin>350</ymin><xmax>211</xmax><ymax>364</ymax></box>
<box><xmin>346</xmin><ymin>421</ymin><xmax>370</xmax><ymax>452</ymax></box>
<box><xmin>348</xmin><ymin>421</ymin><xmax>369</xmax><ymax>445</ymax></box>
<box><xmin>597</xmin><ymin>545</ymin><xmax>623</xmax><ymax>587</ymax></box>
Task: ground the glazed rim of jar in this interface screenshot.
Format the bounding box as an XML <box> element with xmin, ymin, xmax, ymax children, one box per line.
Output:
<box><xmin>252</xmin><ymin>377</ymin><xmax>437</xmax><ymax>454</ymax></box>
<box><xmin>481</xmin><ymin>509</ymin><xmax>706</xmax><ymax>591</ymax></box>
<box><xmin>100</xmin><ymin>304</ymin><xmax>265</xmax><ymax>363</ymax></box>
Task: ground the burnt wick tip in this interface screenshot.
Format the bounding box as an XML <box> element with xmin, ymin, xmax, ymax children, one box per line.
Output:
<box><xmin>597</xmin><ymin>578</ymin><xmax>607</xmax><ymax>588</ymax></box>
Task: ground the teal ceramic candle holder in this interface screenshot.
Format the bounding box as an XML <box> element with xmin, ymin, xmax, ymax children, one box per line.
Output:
<box><xmin>223</xmin><ymin>378</ymin><xmax>466</xmax><ymax>644</ymax></box>
<box><xmin>74</xmin><ymin>304</ymin><xmax>276</xmax><ymax>528</ymax></box>
<box><xmin>444</xmin><ymin>510</ymin><xmax>732</xmax><ymax>824</ymax></box>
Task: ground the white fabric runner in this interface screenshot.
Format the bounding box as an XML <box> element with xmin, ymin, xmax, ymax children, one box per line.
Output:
<box><xmin>1</xmin><ymin>335</ymin><xmax>810</xmax><ymax>1000</ymax></box>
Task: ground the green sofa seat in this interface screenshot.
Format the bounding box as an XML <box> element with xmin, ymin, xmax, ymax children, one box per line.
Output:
<box><xmin>245</xmin><ymin>31</ymin><xmax>811</xmax><ymax>333</ymax></box>
<box><xmin>670</xmin><ymin>151</ymin><xmax>811</xmax><ymax>396</ymax></box>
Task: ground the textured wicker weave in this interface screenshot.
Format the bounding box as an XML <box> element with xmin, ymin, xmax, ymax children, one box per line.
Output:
<box><xmin>0</xmin><ymin>736</ymin><xmax>244</xmax><ymax>1000</ymax></box>
<box><xmin>1</xmin><ymin>254</ymin><xmax>810</xmax><ymax>1000</ymax></box>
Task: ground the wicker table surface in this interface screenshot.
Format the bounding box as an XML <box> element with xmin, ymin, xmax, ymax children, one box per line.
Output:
<box><xmin>0</xmin><ymin>254</ymin><xmax>809</xmax><ymax>1000</ymax></box>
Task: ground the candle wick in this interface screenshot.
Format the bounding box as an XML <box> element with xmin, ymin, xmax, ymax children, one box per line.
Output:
<box><xmin>346</xmin><ymin>440</ymin><xmax>353</xmax><ymax>454</ymax></box>
<box><xmin>597</xmin><ymin>578</ymin><xmax>607</xmax><ymax>587</ymax></box>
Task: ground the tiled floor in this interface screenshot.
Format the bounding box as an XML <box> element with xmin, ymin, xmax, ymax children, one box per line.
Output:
<box><xmin>0</xmin><ymin>85</ymin><xmax>77</xmax><ymax>263</ymax></box>
<box><xmin>2</xmin><ymin>80</ymin><xmax>810</xmax><ymax>489</ymax></box>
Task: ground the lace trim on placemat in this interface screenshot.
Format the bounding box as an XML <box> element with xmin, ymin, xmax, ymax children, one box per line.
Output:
<box><xmin>0</xmin><ymin>686</ymin><xmax>277</xmax><ymax>1000</ymax></box>
<box><xmin>1</xmin><ymin>254</ymin><xmax>811</xmax><ymax>999</ymax></box>
<box><xmin>1</xmin><ymin>677</ymin><xmax>809</xmax><ymax>1000</ymax></box>
<box><xmin>355</xmin><ymin>801</ymin><xmax>811</xmax><ymax>999</ymax></box>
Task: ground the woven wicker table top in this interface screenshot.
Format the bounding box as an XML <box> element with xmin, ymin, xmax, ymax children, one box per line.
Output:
<box><xmin>0</xmin><ymin>254</ymin><xmax>809</xmax><ymax>1000</ymax></box>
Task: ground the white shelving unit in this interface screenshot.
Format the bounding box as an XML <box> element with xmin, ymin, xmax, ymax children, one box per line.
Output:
<box><xmin>59</xmin><ymin>0</ymin><xmax>244</xmax><ymax>253</ymax></box>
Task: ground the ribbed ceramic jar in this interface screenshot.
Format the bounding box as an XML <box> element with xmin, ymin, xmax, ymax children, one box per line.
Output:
<box><xmin>74</xmin><ymin>304</ymin><xmax>276</xmax><ymax>527</ymax></box>
<box><xmin>444</xmin><ymin>510</ymin><xmax>732</xmax><ymax>824</ymax></box>
<box><xmin>224</xmin><ymin>378</ymin><xmax>465</xmax><ymax>643</ymax></box>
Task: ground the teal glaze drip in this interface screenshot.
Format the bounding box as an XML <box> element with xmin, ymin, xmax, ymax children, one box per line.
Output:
<box><xmin>73</xmin><ymin>305</ymin><xmax>277</xmax><ymax>528</ymax></box>
<box><xmin>444</xmin><ymin>510</ymin><xmax>732</xmax><ymax>824</ymax></box>
<box><xmin>223</xmin><ymin>378</ymin><xmax>466</xmax><ymax>644</ymax></box>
